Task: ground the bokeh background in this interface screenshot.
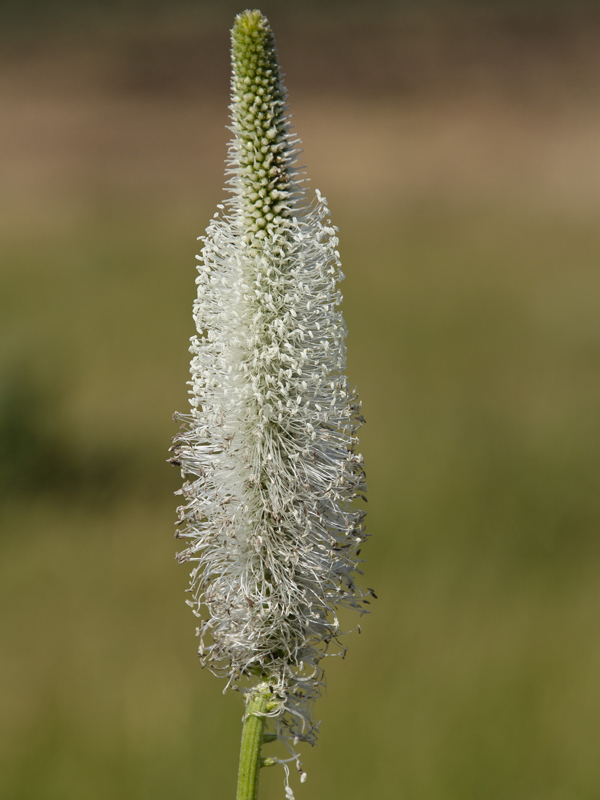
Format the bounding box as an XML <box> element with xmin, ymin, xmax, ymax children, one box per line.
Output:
<box><xmin>2</xmin><ymin>1</ymin><xmax>600</xmax><ymax>798</ymax></box>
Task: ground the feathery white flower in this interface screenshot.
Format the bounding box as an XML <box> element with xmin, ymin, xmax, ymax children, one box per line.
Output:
<box><xmin>172</xmin><ymin>8</ymin><xmax>368</xmax><ymax>758</ymax></box>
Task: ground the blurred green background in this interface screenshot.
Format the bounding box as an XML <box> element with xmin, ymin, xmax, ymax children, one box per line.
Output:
<box><xmin>2</xmin><ymin>1</ymin><xmax>600</xmax><ymax>798</ymax></box>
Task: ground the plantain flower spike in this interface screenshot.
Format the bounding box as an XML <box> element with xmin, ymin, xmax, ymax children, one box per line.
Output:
<box><xmin>172</xmin><ymin>7</ymin><xmax>368</xmax><ymax>780</ymax></box>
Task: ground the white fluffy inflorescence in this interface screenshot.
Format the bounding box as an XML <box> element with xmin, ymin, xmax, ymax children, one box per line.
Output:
<box><xmin>171</xmin><ymin>9</ymin><xmax>368</xmax><ymax>754</ymax></box>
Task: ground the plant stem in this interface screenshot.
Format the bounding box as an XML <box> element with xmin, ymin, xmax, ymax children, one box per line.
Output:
<box><xmin>236</xmin><ymin>684</ymin><xmax>272</xmax><ymax>800</ymax></box>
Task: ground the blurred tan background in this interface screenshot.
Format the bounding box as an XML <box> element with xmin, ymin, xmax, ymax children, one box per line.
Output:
<box><xmin>2</xmin><ymin>1</ymin><xmax>600</xmax><ymax>798</ymax></box>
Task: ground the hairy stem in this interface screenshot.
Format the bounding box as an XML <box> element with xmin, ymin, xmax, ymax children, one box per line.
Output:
<box><xmin>236</xmin><ymin>684</ymin><xmax>272</xmax><ymax>800</ymax></box>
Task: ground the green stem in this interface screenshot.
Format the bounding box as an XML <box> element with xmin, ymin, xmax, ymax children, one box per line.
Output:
<box><xmin>236</xmin><ymin>684</ymin><xmax>272</xmax><ymax>800</ymax></box>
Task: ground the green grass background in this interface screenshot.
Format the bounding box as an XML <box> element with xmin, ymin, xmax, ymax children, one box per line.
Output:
<box><xmin>2</xmin><ymin>3</ymin><xmax>600</xmax><ymax>799</ymax></box>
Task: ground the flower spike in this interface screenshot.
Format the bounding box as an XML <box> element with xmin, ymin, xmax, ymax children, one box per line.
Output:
<box><xmin>171</xmin><ymin>8</ymin><xmax>368</xmax><ymax>794</ymax></box>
